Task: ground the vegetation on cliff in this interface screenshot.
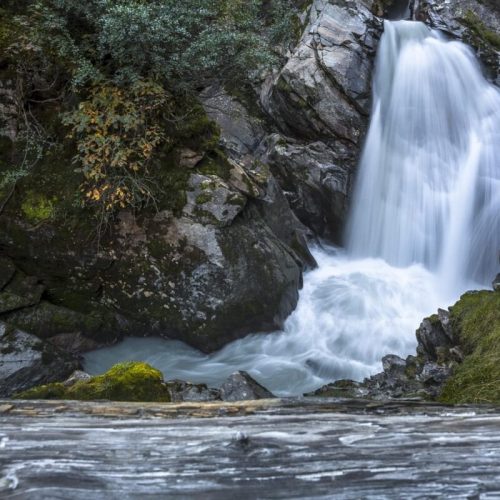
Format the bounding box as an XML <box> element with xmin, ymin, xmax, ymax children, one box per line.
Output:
<box><xmin>0</xmin><ymin>0</ymin><xmax>299</xmax><ymax>230</ymax></box>
<box><xmin>440</xmin><ymin>291</ymin><xmax>500</xmax><ymax>404</ymax></box>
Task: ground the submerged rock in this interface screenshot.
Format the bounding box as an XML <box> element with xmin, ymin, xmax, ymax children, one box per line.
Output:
<box><xmin>219</xmin><ymin>371</ymin><xmax>275</xmax><ymax>401</ymax></box>
<box><xmin>0</xmin><ymin>322</ymin><xmax>81</xmax><ymax>398</ymax></box>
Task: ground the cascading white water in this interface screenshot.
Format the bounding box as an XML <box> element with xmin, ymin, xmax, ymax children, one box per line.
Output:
<box><xmin>347</xmin><ymin>21</ymin><xmax>500</xmax><ymax>291</ymax></box>
<box><xmin>85</xmin><ymin>21</ymin><xmax>500</xmax><ymax>396</ymax></box>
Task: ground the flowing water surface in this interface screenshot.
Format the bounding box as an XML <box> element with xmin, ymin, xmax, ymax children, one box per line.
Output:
<box><xmin>85</xmin><ymin>21</ymin><xmax>500</xmax><ymax>395</ymax></box>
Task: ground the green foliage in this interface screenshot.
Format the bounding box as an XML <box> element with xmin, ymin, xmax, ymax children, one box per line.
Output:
<box><xmin>27</xmin><ymin>0</ymin><xmax>297</xmax><ymax>89</ymax></box>
<box><xmin>17</xmin><ymin>361</ymin><xmax>172</xmax><ymax>402</ymax></box>
<box><xmin>21</xmin><ymin>191</ymin><xmax>57</xmax><ymax>222</ymax></box>
<box><xmin>62</xmin><ymin>80</ymin><xmax>171</xmax><ymax>219</ymax></box>
<box><xmin>440</xmin><ymin>291</ymin><xmax>500</xmax><ymax>404</ymax></box>
<box><xmin>1</xmin><ymin>0</ymin><xmax>298</xmax><ymax>227</ymax></box>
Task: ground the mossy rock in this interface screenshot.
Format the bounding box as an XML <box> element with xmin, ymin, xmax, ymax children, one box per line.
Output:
<box><xmin>462</xmin><ymin>10</ymin><xmax>500</xmax><ymax>51</ymax></box>
<box><xmin>17</xmin><ymin>362</ymin><xmax>171</xmax><ymax>402</ymax></box>
<box><xmin>439</xmin><ymin>291</ymin><xmax>500</xmax><ymax>405</ymax></box>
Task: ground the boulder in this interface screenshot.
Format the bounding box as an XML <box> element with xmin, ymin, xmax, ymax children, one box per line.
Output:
<box><xmin>0</xmin><ymin>321</ymin><xmax>81</xmax><ymax>398</ymax></box>
<box><xmin>63</xmin><ymin>370</ymin><xmax>92</xmax><ymax>387</ymax></box>
<box><xmin>166</xmin><ymin>380</ymin><xmax>221</xmax><ymax>402</ymax></box>
<box><xmin>0</xmin><ymin>271</ymin><xmax>44</xmax><ymax>314</ymax></box>
<box><xmin>416</xmin><ymin>315</ymin><xmax>453</xmax><ymax>362</ymax></box>
<box><xmin>219</xmin><ymin>371</ymin><xmax>275</xmax><ymax>401</ymax></box>
<box><xmin>493</xmin><ymin>273</ymin><xmax>500</xmax><ymax>291</ymax></box>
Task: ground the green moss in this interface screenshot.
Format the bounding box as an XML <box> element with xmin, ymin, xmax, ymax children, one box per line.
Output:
<box><xmin>462</xmin><ymin>10</ymin><xmax>500</xmax><ymax>50</ymax></box>
<box><xmin>16</xmin><ymin>362</ymin><xmax>171</xmax><ymax>402</ymax></box>
<box><xmin>17</xmin><ymin>382</ymin><xmax>67</xmax><ymax>399</ymax></box>
<box><xmin>195</xmin><ymin>192</ymin><xmax>213</xmax><ymax>205</ymax></box>
<box><xmin>440</xmin><ymin>291</ymin><xmax>500</xmax><ymax>405</ymax></box>
<box><xmin>20</xmin><ymin>191</ymin><xmax>57</xmax><ymax>223</ymax></box>
<box><xmin>197</xmin><ymin>150</ymin><xmax>232</xmax><ymax>180</ymax></box>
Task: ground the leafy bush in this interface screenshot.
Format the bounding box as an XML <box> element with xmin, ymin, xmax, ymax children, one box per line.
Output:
<box><xmin>63</xmin><ymin>80</ymin><xmax>171</xmax><ymax>220</ymax></box>
<box><xmin>1</xmin><ymin>0</ymin><xmax>301</xmax><ymax>226</ymax></box>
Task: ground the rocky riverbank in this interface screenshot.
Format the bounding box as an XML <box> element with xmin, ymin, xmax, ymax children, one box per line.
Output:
<box><xmin>309</xmin><ymin>281</ymin><xmax>500</xmax><ymax>404</ymax></box>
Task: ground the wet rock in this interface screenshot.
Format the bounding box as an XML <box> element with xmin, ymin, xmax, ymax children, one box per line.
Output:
<box><xmin>3</xmin><ymin>301</ymin><xmax>110</xmax><ymax>341</ymax></box>
<box><xmin>305</xmin><ymin>379</ymin><xmax>365</xmax><ymax>398</ymax></box>
<box><xmin>63</xmin><ymin>370</ymin><xmax>92</xmax><ymax>387</ymax></box>
<box><xmin>166</xmin><ymin>380</ymin><xmax>221</xmax><ymax>402</ymax></box>
<box><xmin>219</xmin><ymin>371</ymin><xmax>275</xmax><ymax>401</ymax></box>
<box><xmin>493</xmin><ymin>273</ymin><xmax>500</xmax><ymax>291</ymax></box>
<box><xmin>416</xmin><ymin>315</ymin><xmax>453</xmax><ymax>362</ymax></box>
<box><xmin>0</xmin><ymin>321</ymin><xmax>81</xmax><ymax>398</ymax></box>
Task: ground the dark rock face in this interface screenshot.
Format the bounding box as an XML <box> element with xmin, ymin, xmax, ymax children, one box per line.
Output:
<box><xmin>0</xmin><ymin>322</ymin><xmax>81</xmax><ymax>397</ymax></box>
<box><xmin>262</xmin><ymin>0</ymin><xmax>381</xmax><ymax>143</ymax></box>
<box><xmin>219</xmin><ymin>371</ymin><xmax>276</xmax><ymax>401</ymax></box>
<box><xmin>261</xmin><ymin>135</ymin><xmax>352</xmax><ymax>241</ymax></box>
<box><xmin>257</xmin><ymin>0</ymin><xmax>382</xmax><ymax>241</ymax></box>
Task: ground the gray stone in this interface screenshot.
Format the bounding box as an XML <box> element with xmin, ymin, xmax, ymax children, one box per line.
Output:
<box><xmin>493</xmin><ymin>273</ymin><xmax>500</xmax><ymax>291</ymax></box>
<box><xmin>166</xmin><ymin>380</ymin><xmax>221</xmax><ymax>402</ymax></box>
<box><xmin>63</xmin><ymin>370</ymin><xmax>92</xmax><ymax>387</ymax></box>
<box><xmin>382</xmin><ymin>354</ymin><xmax>407</xmax><ymax>374</ymax></box>
<box><xmin>262</xmin><ymin>0</ymin><xmax>381</xmax><ymax>144</ymax></box>
<box><xmin>183</xmin><ymin>173</ymin><xmax>247</xmax><ymax>227</ymax></box>
<box><xmin>178</xmin><ymin>149</ymin><xmax>204</xmax><ymax>169</ymax></box>
<box><xmin>48</xmin><ymin>332</ymin><xmax>101</xmax><ymax>354</ymax></box>
<box><xmin>219</xmin><ymin>371</ymin><xmax>275</xmax><ymax>401</ymax></box>
<box><xmin>418</xmin><ymin>362</ymin><xmax>452</xmax><ymax>386</ymax></box>
<box><xmin>0</xmin><ymin>321</ymin><xmax>81</xmax><ymax>397</ymax></box>
<box><xmin>261</xmin><ymin>134</ymin><xmax>351</xmax><ymax>241</ymax></box>
<box><xmin>201</xmin><ymin>86</ymin><xmax>266</xmax><ymax>161</ymax></box>
<box><xmin>416</xmin><ymin>317</ymin><xmax>453</xmax><ymax>361</ymax></box>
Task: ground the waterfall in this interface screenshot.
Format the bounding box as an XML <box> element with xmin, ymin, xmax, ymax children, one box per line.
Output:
<box><xmin>347</xmin><ymin>21</ymin><xmax>500</xmax><ymax>292</ymax></box>
<box><xmin>85</xmin><ymin>21</ymin><xmax>499</xmax><ymax>396</ymax></box>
